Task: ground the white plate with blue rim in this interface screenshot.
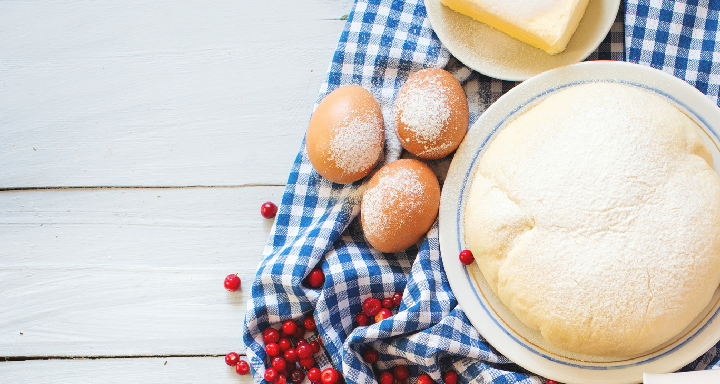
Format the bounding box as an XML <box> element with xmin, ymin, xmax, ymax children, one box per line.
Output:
<box><xmin>424</xmin><ymin>0</ymin><xmax>621</xmax><ymax>81</ymax></box>
<box><xmin>439</xmin><ymin>61</ymin><xmax>720</xmax><ymax>384</ymax></box>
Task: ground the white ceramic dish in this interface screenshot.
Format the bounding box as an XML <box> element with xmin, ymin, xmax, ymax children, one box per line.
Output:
<box><xmin>424</xmin><ymin>0</ymin><xmax>621</xmax><ymax>81</ymax></box>
<box><xmin>439</xmin><ymin>61</ymin><xmax>720</xmax><ymax>384</ymax></box>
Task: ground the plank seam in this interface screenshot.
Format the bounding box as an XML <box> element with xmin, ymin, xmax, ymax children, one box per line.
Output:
<box><xmin>0</xmin><ymin>185</ymin><xmax>284</xmax><ymax>192</ymax></box>
<box><xmin>1</xmin><ymin>354</ymin><xmax>243</xmax><ymax>362</ymax></box>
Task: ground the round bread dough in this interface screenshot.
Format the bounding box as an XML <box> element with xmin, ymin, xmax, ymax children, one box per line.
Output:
<box><xmin>464</xmin><ymin>82</ymin><xmax>720</xmax><ymax>356</ymax></box>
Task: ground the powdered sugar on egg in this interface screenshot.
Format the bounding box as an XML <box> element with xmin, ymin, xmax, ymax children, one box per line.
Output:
<box><xmin>396</xmin><ymin>78</ymin><xmax>452</xmax><ymax>144</ymax></box>
<box><xmin>306</xmin><ymin>85</ymin><xmax>385</xmax><ymax>184</ymax></box>
<box><xmin>394</xmin><ymin>68</ymin><xmax>469</xmax><ymax>160</ymax></box>
<box><xmin>361</xmin><ymin>167</ymin><xmax>425</xmax><ymax>239</ymax></box>
<box><xmin>361</xmin><ymin>159</ymin><xmax>441</xmax><ymax>253</ymax></box>
<box><xmin>329</xmin><ymin>113</ymin><xmax>384</xmax><ymax>175</ymax></box>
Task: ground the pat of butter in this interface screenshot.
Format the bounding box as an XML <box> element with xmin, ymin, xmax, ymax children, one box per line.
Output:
<box><xmin>439</xmin><ymin>0</ymin><xmax>590</xmax><ymax>55</ymax></box>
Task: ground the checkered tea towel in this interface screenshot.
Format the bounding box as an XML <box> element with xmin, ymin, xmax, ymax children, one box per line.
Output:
<box><xmin>244</xmin><ymin>1</ymin><xmax>720</xmax><ymax>383</ymax></box>
<box><xmin>626</xmin><ymin>0</ymin><xmax>720</xmax><ymax>106</ymax></box>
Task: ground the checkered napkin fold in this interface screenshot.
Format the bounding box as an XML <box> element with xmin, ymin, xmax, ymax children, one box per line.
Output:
<box><xmin>243</xmin><ymin>1</ymin><xmax>720</xmax><ymax>383</ymax></box>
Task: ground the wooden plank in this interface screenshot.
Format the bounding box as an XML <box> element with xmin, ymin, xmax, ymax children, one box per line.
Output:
<box><xmin>0</xmin><ymin>357</ymin><xmax>255</xmax><ymax>384</ymax></box>
<box><xmin>0</xmin><ymin>0</ymin><xmax>352</xmax><ymax>188</ymax></box>
<box><xmin>0</xmin><ymin>186</ymin><xmax>283</xmax><ymax>357</ymax></box>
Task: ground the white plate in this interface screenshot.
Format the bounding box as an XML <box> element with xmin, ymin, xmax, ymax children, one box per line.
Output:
<box><xmin>425</xmin><ymin>0</ymin><xmax>621</xmax><ymax>81</ymax></box>
<box><xmin>439</xmin><ymin>61</ymin><xmax>720</xmax><ymax>384</ymax></box>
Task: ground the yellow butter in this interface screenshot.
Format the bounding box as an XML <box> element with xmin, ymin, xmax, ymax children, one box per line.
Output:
<box><xmin>440</xmin><ymin>0</ymin><xmax>590</xmax><ymax>55</ymax></box>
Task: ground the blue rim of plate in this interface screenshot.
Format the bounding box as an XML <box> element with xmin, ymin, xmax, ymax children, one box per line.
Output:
<box><xmin>440</xmin><ymin>61</ymin><xmax>720</xmax><ymax>382</ymax></box>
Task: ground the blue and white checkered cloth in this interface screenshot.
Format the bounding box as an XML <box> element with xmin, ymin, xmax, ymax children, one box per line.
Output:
<box><xmin>626</xmin><ymin>0</ymin><xmax>720</xmax><ymax>105</ymax></box>
<box><xmin>244</xmin><ymin>1</ymin><xmax>720</xmax><ymax>383</ymax></box>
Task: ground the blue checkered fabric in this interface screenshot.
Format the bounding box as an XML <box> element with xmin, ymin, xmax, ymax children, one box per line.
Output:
<box><xmin>626</xmin><ymin>0</ymin><xmax>720</xmax><ymax>105</ymax></box>
<box><xmin>243</xmin><ymin>1</ymin><xmax>720</xmax><ymax>383</ymax></box>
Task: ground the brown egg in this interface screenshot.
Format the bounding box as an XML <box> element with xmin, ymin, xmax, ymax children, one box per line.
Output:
<box><xmin>393</xmin><ymin>68</ymin><xmax>469</xmax><ymax>159</ymax></box>
<box><xmin>361</xmin><ymin>159</ymin><xmax>441</xmax><ymax>253</ymax></box>
<box><xmin>306</xmin><ymin>85</ymin><xmax>385</xmax><ymax>184</ymax></box>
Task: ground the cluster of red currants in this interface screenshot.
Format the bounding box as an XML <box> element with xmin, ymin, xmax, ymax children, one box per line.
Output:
<box><xmin>225</xmin><ymin>351</ymin><xmax>251</xmax><ymax>375</ymax></box>
<box><xmin>362</xmin><ymin>348</ymin><xmax>458</xmax><ymax>384</ymax></box>
<box><xmin>356</xmin><ymin>293</ymin><xmax>403</xmax><ymax>326</ymax></box>
<box><xmin>357</xmin><ymin>293</ymin><xmax>455</xmax><ymax>384</ymax></box>
<box><xmin>259</xmin><ymin>317</ymin><xmax>342</xmax><ymax>384</ymax></box>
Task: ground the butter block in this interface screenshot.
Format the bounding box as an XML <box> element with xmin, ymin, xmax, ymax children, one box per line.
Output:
<box><xmin>440</xmin><ymin>0</ymin><xmax>590</xmax><ymax>55</ymax></box>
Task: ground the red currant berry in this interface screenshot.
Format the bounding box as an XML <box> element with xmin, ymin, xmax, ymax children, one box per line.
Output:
<box><xmin>272</xmin><ymin>356</ymin><xmax>287</xmax><ymax>372</ymax></box>
<box><xmin>392</xmin><ymin>292</ymin><xmax>403</xmax><ymax>307</ymax></box>
<box><xmin>224</xmin><ymin>274</ymin><xmax>241</xmax><ymax>292</ymax></box>
<box><xmin>278</xmin><ymin>337</ymin><xmax>292</xmax><ymax>352</ymax></box>
<box><xmin>264</xmin><ymin>367</ymin><xmax>279</xmax><ymax>383</ymax></box>
<box><xmin>307</xmin><ymin>367</ymin><xmax>322</xmax><ymax>383</ymax></box>
<box><xmin>225</xmin><ymin>351</ymin><xmax>239</xmax><ymax>366</ymax></box>
<box><xmin>374</xmin><ymin>308</ymin><xmax>392</xmax><ymax>323</ymax></box>
<box><xmin>309</xmin><ymin>341</ymin><xmax>321</xmax><ymax>353</ymax></box>
<box><xmin>418</xmin><ymin>373</ymin><xmax>433</xmax><ymax>384</ymax></box>
<box><xmin>459</xmin><ymin>250</ymin><xmax>475</xmax><ymax>265</ymax></box>
<box><xmin>546</xmin><ymin>381</ymin><xmax>559</xmax><ymax>384</ymax></box>
<box><xmin>275</xmin><ymin>374</ymin><xmax>287</xmax><ymax>384</ymax></box>
<box><xmin>299</xmin><ymin>356</ymin><xmax>315</xmax><ymax>369</ymax></box>
<box><xmin>379</xmin><ymin>372</ymin><xmax>394</xmax><ymax>384</ymax></box>
<box><xmin>282</xmin><ymin>320</ymin><xmax>298</xmax><ymax>336</ymax></box>
<box><xmin>303</xmin><ymin>316</ymin><xmax>317</xmax><ymax>331</ymax></box>
<box><xmin>307</xmin><ymin>268</ymin><xmax>325</xmax><ymax>288</ymax></box>
<box><xmin>235</xmin><ymin>360</ymin><xmax>250</xmax><ymax>375</ymax></box>
<box><xmin>283</xmin><ymin>348</ymin><xmax>298</xmax><ymax>363</ymax></box>
<box><xmin>296</xmin><ymin>344</ymin><xmax>313</xmax><ymax>359</ymax></box>
<box><xmin>294</xmin><ymin>325</ymin><xmax>305</xmax><ymax>339</ymax></box>
<box><xmin>261</xmin><ymin>201</ymin><xmax>278</xmax><ymax>219</ymax></box>
<box><xmin>362</xmin><ymin>349</ymin><xmax>379</xmax><ymax>364</ymax></box>
<box><xmin>356</xmin><ymin>313</ymin><xmax>371</xmax><ymax>326</ymax></box>
<box><xmin>295</xmin><ymin>338</ymin><xmax>308</xmax><ymax>347</ymax></box>
<box><xmin>266</xmin><ymin>343</ymin><xmax>281</xmax><ymax>357</ymax></box>
<box><xmin>290</xmin><ymin>370</ymin><xmax>305</xmax><ymax>384</ymax></box>
<box><xmin>443</xmin><ymin>370</ymin><xmax>457</xmax><ymax>384</ymax></box>
<box><xmin>321</xmin><ymin>368</ymin><xmax>340</xmax><ymax>384</ymax></box>
<box><xmin>362</xmin><ymin>297</ymin><xmax>382</xmax><ymax>317</ymax></box>
<box><xmin>381</xmin><ymin>298</ymin><xmax>394</xmax><ymax>309</ymax></box>
<box><xmin>263</xmin><ymin>328</ymin><xmax>281</xmax><ymax>344</ymax></box>
<box><xmin>393</xmin><ymin>365</ymin><xmax>410</xmax><ymax>380</ymax></box>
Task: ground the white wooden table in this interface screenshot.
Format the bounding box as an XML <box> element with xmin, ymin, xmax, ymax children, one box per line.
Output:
<box><xmin>0</xmin><ymin>0</ymin><xmax>353</xmax><ymax>382</ymax></box>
